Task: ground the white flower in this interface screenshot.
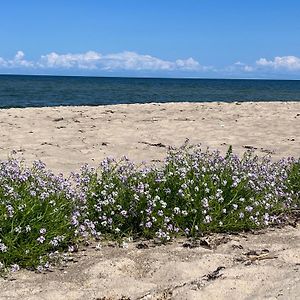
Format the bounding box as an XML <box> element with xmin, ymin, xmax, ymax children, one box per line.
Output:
<box><xmin>37</xmin><ymin>236</ymin><xmax>45</xmax><ymax>244</ymax></box>
<box><xmin>11</xmin><ymin>264</ymin><xmax>20</xmax><ymax>272</ymax></box>
<box><xmin>39</xmin><ymin>228</ymin><xmax>47</xmax><ymax>235</ymax></box>
<box><xmin>160</xmin><ymin>200</ymin><xmax>167</xmax><ymax>208</ymax></box>
<box><xmin>173</xmin><ymin>207</ymin><xmax>180</xmax><ymax>214</ymax></box>
<box><xmin>204</xmin><ymin>215</ymin><xmax>212</xmax><ymax>223</ymax></box>
<box><xmin>120</xmin><ymin>210</ymin><xmax>127</xmax><ymax>216</ymax></box>
<box><xmin>158</xmin><ymin>210</ymin><xmax>164</xmax><ymax>216</ymax></box>
<box><xmin>0</xmin><ymin>242</ymin><xmax>7</xmax><ymax>253</ymax></box>
<box><xmin>154</xmin><ymin>195</ymin><xmax>160</xmax><ymax>201</ymax></box>
<box><xmin>201</xmin><ymin>198</ymin><xmax>209</xmax><ymax>208</ymax></box>
<box><xmin>245</xmin><ymin>206</ymin><xmax>253</xmax><ymax>212</ymax></box>
<box><xmin>37</xmin><ymin>265</ymin><xmax>43</xmax><ymax>273</ymax></box>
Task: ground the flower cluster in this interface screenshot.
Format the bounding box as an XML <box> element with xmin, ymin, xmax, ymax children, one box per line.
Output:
<box><xmin>0</xmin><ymin>158</ymin><xmax>79</xmax><ymax>272</ymax></box>
<box><xmin>0</xmin><ymin>145</ymin><xmax>299</xmax><ymax>272</ymax></box>
<box><xmin>76</xmin><ymin>145</ymin><xmax>299</xmax><ymax>241</ymax></box>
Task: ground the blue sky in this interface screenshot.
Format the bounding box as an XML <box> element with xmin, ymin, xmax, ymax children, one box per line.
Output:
<box><xmin>1</xmin><ymin>0</ymin><xmax>300</xmax><ymax>78</ymax></box>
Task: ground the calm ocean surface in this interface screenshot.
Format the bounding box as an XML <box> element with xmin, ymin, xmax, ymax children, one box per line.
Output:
<box><xmin>0</xmin><ymin>75</ymin><xmax>300</xmax><ymax>108</ymax></box>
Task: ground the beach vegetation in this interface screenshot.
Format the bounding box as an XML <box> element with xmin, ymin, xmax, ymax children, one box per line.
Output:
<box><xmin>0</xmin><ymin>145</ymin><xmax>299</xmax><ymax>273</ymax></box>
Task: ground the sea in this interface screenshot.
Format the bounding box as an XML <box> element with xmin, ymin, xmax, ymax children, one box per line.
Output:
<box><xmin>0</xmin><ymin>75</ymin><xmax>300</xmax><ymax>108</ymax></box>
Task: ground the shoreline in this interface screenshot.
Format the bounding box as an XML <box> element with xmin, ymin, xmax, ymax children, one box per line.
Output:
<box><xmin>1</xmin><ymin>101</ymin><xmax>299</xmax><ymax>174</ymax></box>
<box><xmin>1</xmin><ymin>99</ymin><xmax>300</xmax><ymax>110</ymax></box>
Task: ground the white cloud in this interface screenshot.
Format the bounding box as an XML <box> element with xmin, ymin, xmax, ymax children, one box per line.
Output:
<box><xmin>233</xmin><ymin>61</ymin><xmax>254</xmax><ymax>72</ymax></box>
<box><xmin>2</xmin><ymin>51</ymin><xmax>300</xmax><ymax>77</ymax></box>
<box><xmin>256</xmin><ymin>56</ymin><xmax>300</xmax><ymax>70</ymax></box>
<box><xmin>244</xmin><ymin>65</ymin><xmax>254</xmax><ymax>72</ymax></box>
<box><xmin>0</xmin><ymin>51</ymin><xmax>34</xmax><ymax>68</ymax></box>
<box><xmin>225</xmin><ymin>56</ymin><xmax>300</xmax><ymax>76</ymax></box>
<box><xmin>0</xmin><ymin>56</ymin><xmax>7</xmax><ymax>67</ymax></box>
<box><xmin>175</xmin><ymin>57</ymin><xmax>200</xmax><ymax>70</ymax></box>
<box><xmin>15</xmin><ymin>50</ymin><xmax>25</xmax><ymax>60</ymax></box>
<box><xmin>39</xmin><ymin>51</ymin><xmax>101</xmax><ymax>69</ymax></box>
<box><xmin>39</xmin><ymin>51</ymin><xmax>203</xmax><ymax>71</ymax></box>
<box><xmin>99</xmin><ymin>51</ymin><xmax>174</xmax><ymax>71</ymax></box>
<box><xmin>0</xmin><ymin>50</ymin><xmax>204</xmax><ymax>72</ymax></box>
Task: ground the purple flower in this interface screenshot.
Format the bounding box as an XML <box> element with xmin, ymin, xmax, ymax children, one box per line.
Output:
<box><xmin>145</xmin><ymin>221</ymin><xmax>152</xmax><ymax>228</ymax></box>
<box><xmin>11</xmin><ymin>264</ymin><xmax>20</xmax><ymax>272</ymax></box>
<box><xmin>39</xmin><ymin>228</ymin><xmax>47</xmax><ymax>235</ymax></box>
<box><xmin>37</xmin><ymin>236</ymin><xmax>45</xmax><ymax>244</ymax></box>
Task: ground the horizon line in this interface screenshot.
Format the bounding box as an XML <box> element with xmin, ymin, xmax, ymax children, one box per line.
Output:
<box><xmin>0</xmin><ymin>73</ymin><xmax>300</xmax><ymax>81</ymax></box>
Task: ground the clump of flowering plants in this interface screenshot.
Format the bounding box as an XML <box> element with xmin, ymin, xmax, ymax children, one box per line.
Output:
<box><xmin>0</xmin><ymin>145</ymin><xmax>299</xmax><ymax>273</ymax></box>
<box><xmin>0</xmin><ymin>157</ymin><xmax>79</xmax><ymax>273</ymax></box>
<box><xmin>76</xmin><ymin>144</ymin><xmax>299</xmax><ymax>242</ymax></box>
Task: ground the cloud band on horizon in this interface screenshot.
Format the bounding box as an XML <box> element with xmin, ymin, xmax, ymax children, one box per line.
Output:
<box><xmin>0</xmin><ymin>51</ymin><xmax>300</xmax><ymax>77</ymax></box>
<box><xmin>0</xmin><ymin>50</ymin><xmax>206</xmax><ymax>72</ymax></box>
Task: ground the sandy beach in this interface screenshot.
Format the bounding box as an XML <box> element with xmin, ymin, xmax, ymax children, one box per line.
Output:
<box><xmin>0</xmin><ymin>101</ymin><xmax>299</xmax><ymax>174</ymax></box>
<box><xmin>0</xmin><ymin>102</ymin><xmax>299</xmax><ymax>300</ymax></box>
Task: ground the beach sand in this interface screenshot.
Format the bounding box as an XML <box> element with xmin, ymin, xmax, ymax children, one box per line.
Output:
<box><xmin>0</xmin><ymin>101</ymin><xmax>299</xmax><ymax>174</ymax></box>
<box><xmin>0</xmin><ymin>102</ymin><xmax>299</xmax><ymax>299</ymax></box>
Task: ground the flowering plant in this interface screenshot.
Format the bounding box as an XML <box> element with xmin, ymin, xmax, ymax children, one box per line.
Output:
<box><xmin>0</xmin><ymin>145</ymin><xmax>299</xmax><ymax>272</ymax></box>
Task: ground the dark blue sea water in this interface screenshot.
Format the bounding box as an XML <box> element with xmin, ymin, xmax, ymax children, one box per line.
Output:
<box><xmin>0</xmin><ymin>75</ymin><xmax>300</xmax><ymax>108</ymax></box>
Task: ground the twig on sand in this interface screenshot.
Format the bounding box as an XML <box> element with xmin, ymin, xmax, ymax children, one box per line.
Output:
<box><xmin>238</xmin><ymin>249</ymin><xmax>278</xmax><ymax>264</ymax></box>
<box><xmin>136</xmin><ymin>266</ymin><xmax>226</xmax><ymax>299</ymax></box>
<box><xmin>139</xmin><ymin>141</ymin><xmax>167</xmax><ymax>148</ymax></box>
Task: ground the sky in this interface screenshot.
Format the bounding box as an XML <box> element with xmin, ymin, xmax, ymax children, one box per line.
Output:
<box><xmin>0</xmin><ymin>0</ymin><xmax>300</xmax><ymax>79</ymax></box>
